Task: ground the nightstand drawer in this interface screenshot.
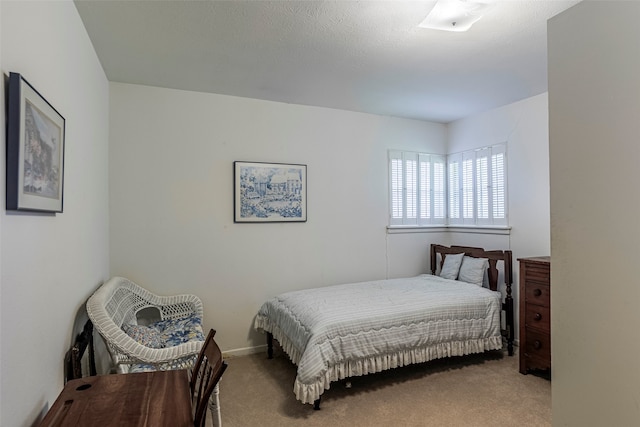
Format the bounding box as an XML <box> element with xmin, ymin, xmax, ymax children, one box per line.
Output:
<box><xmin>524</xmin><ymin>284</ymin><xmax>550</xmax><ymax>307</ymax></box>
<box><xmin>523</xmin><ymin>330</ymin><xmax>550</xmax><ymax>361</ymax></box>
<box><xmin>524</xmin><ymin>263</ymin><xmax>550</xmax><ymax>284</ymax></box>
<box><xmin>524</xmin><ymin>304</ymin><xmax>550</xmax><ymax>331</ymax></box>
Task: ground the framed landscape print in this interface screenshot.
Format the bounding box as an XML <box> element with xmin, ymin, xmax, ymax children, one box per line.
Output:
<box><xmin>234</xmin><ymin>161</ymin><xmax>307</xmax><ymax>223</ymax></box>
<box><xmin>6</xmin><ymin>72</ymin><xmax>65</xmax><ymax>213</ymax></box>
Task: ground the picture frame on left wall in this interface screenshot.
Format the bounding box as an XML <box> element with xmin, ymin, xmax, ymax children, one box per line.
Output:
<box><xmin>6</xmin><ymin>72</ymin><xmax>65</xmax><ymax>213</ymax></box>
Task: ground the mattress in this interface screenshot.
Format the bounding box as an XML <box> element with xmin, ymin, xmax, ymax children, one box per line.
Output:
<box><xmin>254</xmin><ymin>274</ymin><xmax>503</xmax><ymax>404</ymax></box>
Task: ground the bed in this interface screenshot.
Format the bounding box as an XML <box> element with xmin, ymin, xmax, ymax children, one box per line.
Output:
<box><xmin>254</xmin><ymin>244</ymin><xmax>514</xmax><ymax>409</ymax></box>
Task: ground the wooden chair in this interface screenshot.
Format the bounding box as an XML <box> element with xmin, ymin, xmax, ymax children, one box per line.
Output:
<box><xmin>191</xmin><ymin>329</ymin><xmax>227</xmax><ymax>427</ymax></box>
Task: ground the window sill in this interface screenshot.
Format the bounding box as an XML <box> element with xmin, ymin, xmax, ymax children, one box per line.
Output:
<box><xmin>387</xmin><ymin>225</ymin><xmax>511</xmax><ymax>235</ymax></box>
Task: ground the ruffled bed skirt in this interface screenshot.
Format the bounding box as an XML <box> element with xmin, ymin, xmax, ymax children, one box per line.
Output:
<box><xmin>255</xmin><ymin>315</ymin><xmax>503</xmax><ymax>405</ymax></box>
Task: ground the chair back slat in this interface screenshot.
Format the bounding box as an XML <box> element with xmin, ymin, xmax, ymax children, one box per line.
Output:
<box><xmin>190</xmin><ymin>329</ymin><xmax>227</xmax><ymax>427</ymax></box>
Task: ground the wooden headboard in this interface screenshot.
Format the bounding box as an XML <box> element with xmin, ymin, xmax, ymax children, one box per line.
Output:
<box><xmin>430</xmin><ymin>244</ymin><xmax>512</xmax><ymax>292</ymax></box>
<box><xmin>430</xmin><ymin>244</ymin><xmax>514</xmax><ymax>355</ymax></box>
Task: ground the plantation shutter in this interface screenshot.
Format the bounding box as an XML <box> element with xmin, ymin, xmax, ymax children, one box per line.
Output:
<box><xmin>419</xmin><ymin>154</ymin><xmax>431</xmax><ymax>222</ymax></box>
<box><xmin>432</xmin><ymin>155</ymin><xmax>446</xmax><ymax>221</ymax></box>
<box><xmin>405</xmin><ymin>152</ymin><xmax>418</xmax><ymax>221</ymax></box>
<box><xmin>491</xmin><ymin>144</ymin><xmax>507</xmax><ymax>225</ymax></box>
<box><xmin>390</xmin><ymin>146</ymin><xmax>506</xmax><ymax>227</ymax></box>
<box><xmin>389</xmin><ymin>151</ymin><xmax>403</xmax><ymax>225</ymax></box>
<box><xmin>447</xmin><ymin>153</ymin><xmax>461</xmax><ymax>224</ymax></box>
<box><xmin>475</xmin><ymin>147</ymin><xmax>491</xmax><ymax>224</ymax></box>
<box><xmin>389</xmin><ymin>150</ymin><xmax>447</xmax><ymax>226</ymax></box>
<box><xmin>462</xmin><ymin>151</ymin><xmax>475</xmax><ymax>224</ymax></box>
<box><xmin>445</xmin><ymin>143</ymin><xmax>508</xmax><ymax>226</ymax></box>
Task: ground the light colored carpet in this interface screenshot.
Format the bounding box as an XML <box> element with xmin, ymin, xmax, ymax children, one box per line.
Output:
<box><xmin>218</xmin><ymin>345</ymin><xmax>551</xmax><ymax>426</ymax></box>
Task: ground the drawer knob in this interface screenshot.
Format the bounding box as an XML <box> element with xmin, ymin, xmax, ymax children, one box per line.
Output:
<box><xmin>534</xmin><ymin>313</ymin><xmax>542</xmax><ymax>321</ymax></box>
<box><xmin>534</xmin><ymin>340</ymin><xmax>542</xmax><ymax>349</ymax></box>
<box><xmin>533</xmin><ymin>289</ymin><xmax>542</xmax><ymax>297</ymax></box>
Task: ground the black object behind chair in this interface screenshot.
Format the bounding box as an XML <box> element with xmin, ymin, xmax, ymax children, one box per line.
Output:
<box><xmin>65</xmin><ymin>319</ymin><xmax>97</xmax><ymax>382</ymax></box>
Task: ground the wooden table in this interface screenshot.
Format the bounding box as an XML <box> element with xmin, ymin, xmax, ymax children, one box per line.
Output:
<box><xmin>39</xmin><ymin>370</ymin><xmax>192</xmax><ymax>426</ymax></box>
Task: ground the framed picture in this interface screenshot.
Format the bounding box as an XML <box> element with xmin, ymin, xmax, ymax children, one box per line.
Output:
<box><xmin>6</xmin><ymin>72</ymin><xmax>65</xmax><ymax>213</ymax></box>
<box><xmin>234</xmin><ymin>161</ymin><xmax>307</xmax><ymax>223</ymax></box>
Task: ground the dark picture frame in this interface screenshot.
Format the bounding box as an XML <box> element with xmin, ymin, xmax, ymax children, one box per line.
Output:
<box><xmin>6</xmin><ymin>72</ymin><xmax>65</xmax><ymax>213</ymax></box>
<box><xmin>234</xmin><ymin>161</ymin><xmax>307</xmax><ymax>223</ymax></box>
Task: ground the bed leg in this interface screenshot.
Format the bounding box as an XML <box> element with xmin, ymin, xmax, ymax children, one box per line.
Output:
<box><xmin>267</xmin><ymin>332</ymin><xmax>274</xmax><ymax>359</ymax></box>
<box><xmin>313</xmin><ymin>398</ymin><xmax>321</xmax><ymax>410</ymax></box>
<box><xmin>505</xmin><ymin>294</ymin><xmax>515</xmax><ymax>356</ymax></box>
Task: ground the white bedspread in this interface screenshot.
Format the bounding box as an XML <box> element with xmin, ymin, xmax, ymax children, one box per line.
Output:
<box><xmin>254</xmin><ymin>274</ymin><xmax>503</xmax><ymax>404</ymax></box>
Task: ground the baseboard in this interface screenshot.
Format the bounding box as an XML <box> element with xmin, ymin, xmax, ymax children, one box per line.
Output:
<box><xmin>222</xmin><ymin>344</ymin><xmax>267</xmax><ymax>358</ymax></box>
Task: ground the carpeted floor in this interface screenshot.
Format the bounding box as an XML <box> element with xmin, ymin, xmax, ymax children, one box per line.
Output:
<box><xmin>218</xmin><ymin>345</ymin><xmax>551</xmax><ymax>426</ymax></box>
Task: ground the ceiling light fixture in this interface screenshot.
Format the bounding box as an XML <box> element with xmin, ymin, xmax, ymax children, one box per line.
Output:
<box><xmin>418</xmin><ymin>0</ymin><xmax>495</xmax><ymax>32</ymax></box>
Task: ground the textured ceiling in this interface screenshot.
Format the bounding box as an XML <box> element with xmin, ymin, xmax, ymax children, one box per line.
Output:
<box><xmin>75</xmin><ymin>0</ymin><xmax>580</xmax><ymax>123</ymax></box>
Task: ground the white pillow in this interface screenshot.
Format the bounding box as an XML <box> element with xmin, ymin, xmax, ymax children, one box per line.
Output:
<box><xmin>458</xmin><ymin>256</ymin><xmax>489</xmax><ymax>286</ymax></box>
<box><xmin>439</xmin><ymin>253</ymin><xmax>465</xmax><ymax>280</ymax></box>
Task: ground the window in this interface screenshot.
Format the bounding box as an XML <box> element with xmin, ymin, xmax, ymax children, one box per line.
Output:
<box><xmin>447</xmin><ymin>144</ymin><xmax>507</xmax><ymax>226</ymax></box>
<box><xmin>389</xmin><ymin>144</ymin><xmax>507</xmax><ymax>227</ymax></box>
<box><xmin>389</xmin><ymin>151</ymin><xmax>446</xmax><ymax>226</ymax></box>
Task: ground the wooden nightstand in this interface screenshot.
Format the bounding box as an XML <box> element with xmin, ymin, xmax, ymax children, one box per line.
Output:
<box><xmin>518</xmin><ymin>256</ymin><xmax>551</xmax><ymax>375</ymax></box>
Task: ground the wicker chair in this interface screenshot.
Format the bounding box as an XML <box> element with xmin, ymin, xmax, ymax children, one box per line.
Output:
<box><xmin>86</xmin><ymin>276</ymin><xmax>205</xmax><ymax>373</ymax></box>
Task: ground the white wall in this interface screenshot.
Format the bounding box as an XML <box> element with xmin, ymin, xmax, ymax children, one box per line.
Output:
<box><xmin>386</xmin><ymin>230</ymin><xmax>451</xmax><ymax>278</ymax></box>
<box><xmin>109</xmin><ymin>83</ymin><xmax>447</xmax><ymax>353</ymax></box>
<box><xmin>548</xmin><ymin>2</ymin><xmax>640</xmax><ymax>425</ymax></box>
<box><xmin>109</xmin><ymin>84</ymin><xmax>552</xmax><ymax>355</ymax></box>
<box><xmin>447</xmin><ymin>93</ymin><xmax>552</xmax><ymax>341</ymax></box>
<box><xmin>0</xmin><ymin>2</ymin><xmax>110</xmax><ymax>426</ymax></box>
<box><xmin>448</xmin><ymin>93</ymin><xmax>551</xmax><ymax>259</ymax></box>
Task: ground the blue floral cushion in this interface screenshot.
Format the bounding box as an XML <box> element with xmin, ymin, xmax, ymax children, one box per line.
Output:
<box><xmin>129</xmin><ymin>354</ymin><xmax>198</xmax><ymax>373</ymax></box>
<box><xmin>150</xmin><ymin>314</ymin><xmax>205</xmax><ymax>347</ymax></box>
<box><xmin>122</xmin><ymin>324</ymin><xmax>165</xmax><ymax>349</ymax></box>
<box><xmin>129</xmin><ymin>363</ymin><xmax>157</xmax><ymax>373</ymax></box>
